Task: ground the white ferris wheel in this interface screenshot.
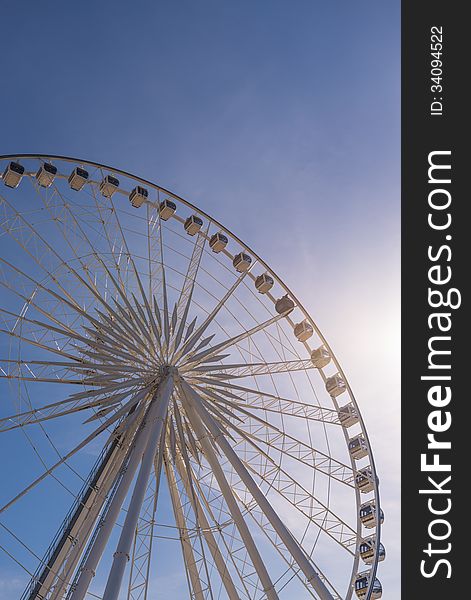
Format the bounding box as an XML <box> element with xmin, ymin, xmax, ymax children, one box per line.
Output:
<box><xmin>0</xmin><ymin>155</ymin><xmax>384</xmax><ymax>600</ymax></box>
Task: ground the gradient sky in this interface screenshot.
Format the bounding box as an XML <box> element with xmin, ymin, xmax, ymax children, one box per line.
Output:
<box><xmin>0</xmin><ymin>1</ymin><xmax>400</xmax><ymax>598</ymax></box>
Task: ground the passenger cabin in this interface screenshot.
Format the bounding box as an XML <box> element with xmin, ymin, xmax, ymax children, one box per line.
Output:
<box><xmin>2</xmin><ymin>161</ymin><xmax>24</xmax><ymax>188</ymax></box>
<box><xmin>184</xmin><ymin>214</ymin><xmax>203</xmax><ymax>236</ymax></box>
<box><xmin>294</xmin><ymin>320</ymin><xmax>314</xmax><ymax>342</ymax></box>
<box><xmin>129</xmin><ymin>186</ymin><xmax>148</xmax><ymax>208</ymax></box>
<box><xmin>255</xmin><ymin>273</ymin><xmax>274</xmax><ymax>294</ymax></box>
<box><xmin>209</xmin><ymin>232</ymin><xmax>228</xmax><ymax>253</ymax></box>
<box><xmin>275</xmin><ymin>295</ymin><xmax>295</xmax><ymax>315</ymax></box>
<box><xmin>354</xmin><ymin>572</ymin><xmax>382</xmax><ymax>599</ymax></box>
<box><xmin>338</xmin><ymin>404</ymin><xmax>359</xmax><ymax>428</ymax></box>
<box><xmin>348</xmin><ymin>434</ymin><xmax>368</xmax><ymax>460</ymax></box>
<box><xmin>68</xmin><ymin>167</ymin><xmax>89</xmax><ymax>191</ymax></box>
<box><xmin>233</xmin><ymin>252</ymin><xmax>252</xmax><ymax>272</ymax></box>
<box><xmin>100</xmin><ymin>175</ymin><xmax>119</xmax><ymax>198</ymax></box>
<box><xmin>159</xmin><ymin>199</ymin><xmax>176</xmax><ymax>220</ymax></box>
<box><xmin>359</xmin><ymin>501</ymin><xmax>384</xmax><ymax>529</ymax></box>
<box><xmin>311</xmin><ymin>346</ymin><xmax>331</xmax><ymax>369</ymax></box>
<box><xmin>325</xmin><ymin>373</ymin><xmax>347</xmax><ymax>397</ymax></box>
<box><xmin>36</xmin><ymin>162</ymin><xmax>57</xmax><ymax>188</ymax></box>
<box><xmin>359</xmin><ymin>536</ymin><xmax>386</xmax><ymax>565</ymax></box>
<box><xmin>356</xmin><ymin>467</ymin><xmax>375</xmax><ymax>493</ymax></box>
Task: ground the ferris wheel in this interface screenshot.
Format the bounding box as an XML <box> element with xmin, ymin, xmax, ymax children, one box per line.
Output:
<box><xmin>0</xmin><ymin>155</ymin><xmax>384</xmax><ymax>600</ymax></box>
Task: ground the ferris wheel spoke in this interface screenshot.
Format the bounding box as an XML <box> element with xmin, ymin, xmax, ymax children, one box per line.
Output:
<box><xmin>93</xmin><ymin>305</ymin><xmax>153</xmax><ymax>357</ymax></box>
<box><xmin>0</xmin><ymin>373</ymin><xmax>93</xmax><ymax>385</ymax></box>
<box><xmin>94</xmin><ymin>261</ymin><xmax>151</xmax><ymax>342</ymax></box>
<box><xmin>177</xmin><ymin>380</ymin><xmax>279</xmax><ymax>600</ymax></box>
<box><xmin>1</xmin><ymin>192</ymin><xmax>129</xmax><ymax>322</ymax></box>
<box><xmin>198</xmin><ymin>384</ymin><xmax>340</xmax><ymax>425</ymax></box>
<box><xmin>131</xmin><ymin>292</ymin><xmax>159</xmax><ymax>350</ymax></box>
<box><xmin>236</xmin><ymin>462</ymin><xmax>358</xmax><ymax>557</ymax></box>
<box><xmin>34</xmin><ymin>182</ymin><xmax>124</xmax><ymax>299</ymax></box>
<box><xmin>0</xmin><ymin>388</ymin><xmax>136</xmax><ymax>434</ymax></box>
<box><xmin>0</xmin><ymin>306</ymin><xmax>89</xmax><ymax>347</ymax></box>
<box><xmin>173</xmin><ymin>270</ymin><xmax>250</xmax><ymax>364</ymax></box>
<box><xmin>0</xmin><ymin>391</ymin><xmax>144</xmax><ymax>515</ymax></box>
<box><xmin>169</xmin><ymin>224</ymin><xmax>209</xmax><ymax>358</ymax></box>
<box><xmin>179</xmin><ymin>378</ymin><xmax>335</xmax><ymax>600</ymax></box>
<box><xmin>193</xmin><ymin>358</ymin><xmax>315</xmax><ymax>378</ymax></box>
<box><xmin>0</xmin><ymin>357</ymin><xmax>134</xmax><ymax>375</ymax></box>
<box><xmin>199</xmin><ymin>391</ymin><xmax>354</xmax><ymax>486</ymax></box>
<box><xmin>96</xmin><ymin>258</ymin><xmax>156</xmax><ymax>350</ymax></box>
<box><xmin>146</xmin><ymin>203</ymin><xmax>159</xmax><ymax>301</ymax></box>
<box><xmin>0</xmin><ymin>326</ymin><xmax>85</xmax><ymax>363</ymax></box>
<box><xmin>88</xmin><ymin>184</ymin><xmax>130</xmax><ymax>292</ymax></box>
<box><xmin>66</xmin><ymin>378</ymin><xmax>146</xmax><ymax>403</ymax></box>
<box><xmin>108</xmin><ymin>194</ymin><xmax>163</xmax><ymax>316</ymax></box>
<box><xmin>230</xmin><ymin>445</ymin><xmax>357</xmax><ymax>552</ymax></box>
<box><xmin>0</xmin><ymin>198</ymin><xmax>90</xmax><ymax>311</ymax></box>
<box><xmin>80</xmin><ymin>332</ymin><xmax>150</xmax><ymax>370</ymax></box>
<box><xmin>94</xmin><ymin>309</ymin><xmax>145</xmax><ymax>351</ymax></box>
<box><xmin>192</xmin><ymin>378</ymin><xmax>334</xmax><ymax>415</ymax></box>
<box><xmin>76</xmin><ymin>328</ymin><xmax>152</xmax><ymax>367</ymax></box>
<box><xmin>0</xmin><ymin>256</ymin><xmax>122</xmax><ymax>348</ymax></box>
<box><xmin>0</xmin><ymin>277</ymin><xmax>82</xmax><ymax>342</ymax></box>
<box><xmin>180</xmin><ymin>312</ymin><xmax>286</xmax><ymax>371</ymax></box>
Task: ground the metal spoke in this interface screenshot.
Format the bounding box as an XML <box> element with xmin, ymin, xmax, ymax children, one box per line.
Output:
<box><xmin>198</xmin><ymin>384</ymin><xmax>340</xmax><ymax>426</ymax></box>
<box><xmin>192</xmin><ymin>358</ymin><xmax>315</xmax><ymax>377</ymax></box>
<box><xmin>180</xmin><ymin>313</ymin><xmax>285</xmax><ymax>370</ymax></box>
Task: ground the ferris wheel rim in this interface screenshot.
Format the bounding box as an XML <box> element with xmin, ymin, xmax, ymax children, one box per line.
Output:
<box><xmin>0</xmin><ymin>153</ymin><xmax>383</xmax><ymax>600</ymax></box>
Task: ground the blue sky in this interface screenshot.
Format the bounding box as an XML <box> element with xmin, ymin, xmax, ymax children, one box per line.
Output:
<box><xmin>0</xmin><ymin>1</ymin><xmax>400</xmax><ymax>598</ymax></box>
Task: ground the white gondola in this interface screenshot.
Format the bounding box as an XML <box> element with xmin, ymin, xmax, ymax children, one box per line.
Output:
<box><xmin>233</xmin><ymin>252</ymin><xmax>252</xmax><ymax>272</ymax></box>
<box><xmin>129</xmin><ymin>186</ymin><xmax>148</xmax><ymax>208</ymax></box>
<box><xmin>359</xmin><ymin>536</ymin><xmax>386</xmax><ymax>565</ymax></box>
<box><xmin>275</xmin><ymin>294</ymin><xmax>295</xmax><ymax>315</ymax></box>
<box><xmin>293</xmin><ymin>320</ymin><xmax>313</xmax><ymax>342</ymax></box>
<box><xmin>255</xmin><ymin>273</ymin><xmax>274</xmax><ymax>294</ymax></box>
<box><xmin>36</xmin><ymin>162</ymin><xmax>57</xmax><ymax>188</ymax></box>
<box><xmin>325</xmin><ymin>373</ymin><xmax>347</xmax><ymax>397</ymax></box>
<box><xmin>184</xmin><ymin>214</ymin><xmax>203</xmax><ymax>236</ymax></box>
<box><xmin>348</xmin><ymin>434</ymin><xmax>368</xmax><ymax>460</ymax></box>
<box><xmin>2</xmin><ymin>161</ymin><xmax>24</xmax><ymax>188</ymax></box>
<box><xmin>356</xmin><ymin>467</ymin><xmax>375</xmax><ymax>493</ymax></box>
<box><xmin>209</xmin><ymin>232</ymin><xmax>228</xmax><ymax>253</ymax></box>
<box><xmin>99</xmin><ymin>175</ymin><xmax>119</xmax><ymax>198</ymax></box>
<box><xmin>159</xmin><ymin>198</ymin><xmax>176</xmax><ymax>220</ymax></box>
<box><xmin>68</xmin><ymin>166</ymin><xmax>89</xmax><ymax>191</ymax></box>
<box><xmin>359</xmin><ymin>500</ymin><xmax>384</xmax><ymax>529</ymax></box>
<box><xmin>311</xmin><ymin>346</ymin><xmax>331</xmax><ymax>369</ymax></box>
<box><xmin>338</xmin><ymin>404</ymin><xmax>359</xmax><ymax>428</ymax></box>
<box><xmin>354</xmin><ymin>571</ymin><xmax>382</xmax><ymax>599</ymax></box>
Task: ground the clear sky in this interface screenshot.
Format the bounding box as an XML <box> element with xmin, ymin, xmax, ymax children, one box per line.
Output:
<box><xmin>0</xmin><ymin>1</ymin><xmax>400</xmax><ymax>598</ymax></box>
